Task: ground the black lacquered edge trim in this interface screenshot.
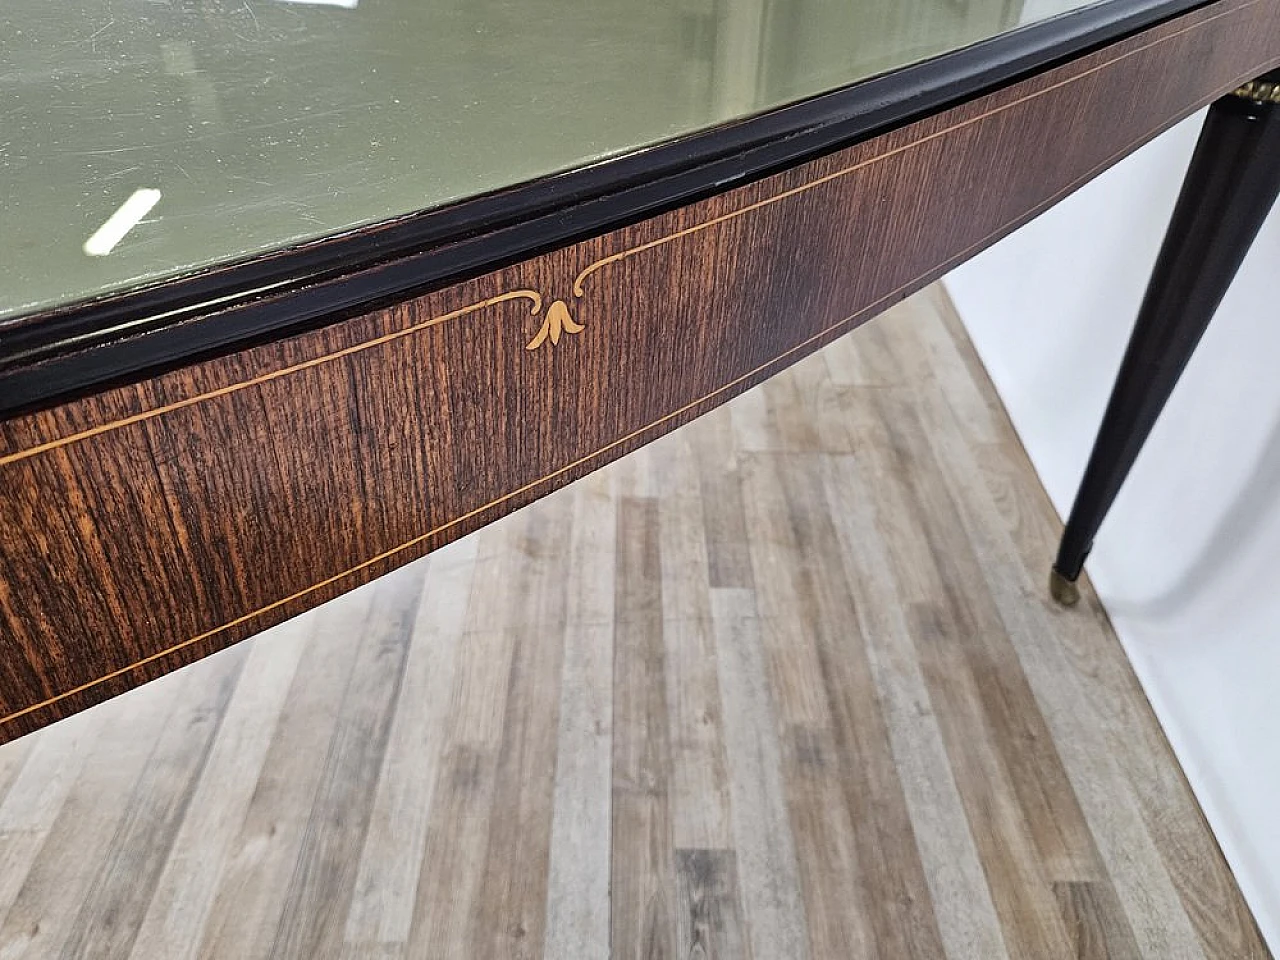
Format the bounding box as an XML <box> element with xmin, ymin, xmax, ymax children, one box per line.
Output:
<box><xmin>0</xmin><ymin>0</ymin><xmax>1213</xmax><ymax>415</ymax></box>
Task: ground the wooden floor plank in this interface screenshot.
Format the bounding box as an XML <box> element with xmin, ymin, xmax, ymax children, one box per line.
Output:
<box><xmin>687</xmin><ymin>413</ymin><xmax>754</xmax><ymax>590</ymax></box>
<box><xmin>0</xmin><ymin>710</ymin><xmax>100</xmax><ymax>932</ymax></box>
<box><xmin>1054</xmin><ymin>881</ymin><xmax>1144</xmax><ymax>960</ymax></box>
<box><xmin>0</xmin><ymin>670</ymin><xmax>195</xmax><ymax>959</ymax></box>
<box><xmin>266</xmin><ymin>567</ymin><xmax>423</xmax><ymax>960</ymax></box>
<box><xmin>58</xmin><ymin>652</ymin><xmax>241</xmax><ymax>960</ymax></box>
<box><xmin>857</xmin><ymin>373</ymin><xmax>1103</xmax><ymax>882</ymax></box>
<box><xmin>819</xmin><ymin>451</ymin><xmax>1010</xmax><ymax>960</ymax></box>
<box><xmin>193</xmin><ymin>590</ymin><xmax>375</xmax><ymax>960</ymax></box>
<box><xmin>709</xmin><ymin>589</ymin><xmax>811</xmax><ymax>960</ymax></box>
<box><xmin>655</xmin><ymin>456</ymin><xmax>736</xmax><ymax>854</ymax></box>
<box><xmin>674</xmin><ymin>849</ymin><xmax>750</xmax><ymax>960</ymax></box>
<box><xmin>0</xmin><ymin>739</ymin><xmax>36</xmax><ymax>825</ymax></box>
<box><xmin>404</xmin><ymin>741</ymin><xmax>498</xmax><ymax>960</ymax></box>
<box><xmin>406</xmin><ymin>506</ymin><xmax>561</xmax><ymax>960</ymax></box>
<box><xmin>129</xmin><ymin>624</ymin><xmax>307</xmax><ymax>960</ymax></box>
<box><xmin>542</xmin><ymin>473</ymin><xmax>616</xmax><ymax>960</ymax></box>
<box><xmin>739</xmin><ymin>454</ymin><xmax>875</xmax><ymax>960</ymax></box>
<box><xmin>612</xmin><ymin>497</ymin><xmax>676</xmax><ymax>960</ymax></box>
<box><xmin>842</xmin><ymin>386</ymin><xmax>1078</xmax><ymax>959</ymax></box>
<box><xmin>342</xmin><ymin>540</ymin><xmax>477</xmax><ymax>950</ymax></box>
<box><xmin>466</xmin><ymin>503</ymin><xmax>572</xmax><ymax>958</ymax></box>
<box><xmin>773</xmin><ymin>450</ymin><xmax>950</xmax><ymax>960</ymax></box>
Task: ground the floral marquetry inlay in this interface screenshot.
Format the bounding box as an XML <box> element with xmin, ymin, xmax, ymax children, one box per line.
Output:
<box><xmin>525</xmin><ymin>299</ymin><xmax>584</xmax><ymax>350</ymax></box>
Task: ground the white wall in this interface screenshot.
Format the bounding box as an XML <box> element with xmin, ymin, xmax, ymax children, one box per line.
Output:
<box><xmin>944</xmin><ymin>110</ymin><xmax>1280</xmax><ymax>951</ymax></box>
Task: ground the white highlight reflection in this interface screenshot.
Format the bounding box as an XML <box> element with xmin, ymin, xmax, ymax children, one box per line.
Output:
<box><xmin>83</xmin><ymin>188</ymin><xmax>162</xmax><ymax>257</ymax></box>
<box><xmin>276</xmin><ymin>0</ymin><xmax>358</xmax><ymax>7</ymax></box>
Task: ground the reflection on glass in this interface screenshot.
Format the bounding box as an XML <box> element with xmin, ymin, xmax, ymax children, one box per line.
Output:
<box><xmin>83</xmin><ymin>188</ymin><xmax>163</xmax><ymax>257</ymax></box>
<box><xmin>1</xmin><ymin>0</ymin><xmax>1096</xmax><ymax>320</ymax></box>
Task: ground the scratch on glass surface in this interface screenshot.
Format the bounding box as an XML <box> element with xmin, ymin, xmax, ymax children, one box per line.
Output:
<box><xmin>87</xmin><ymin>20</ymin><xmax>114</xmax><ymax>52</ymax></box>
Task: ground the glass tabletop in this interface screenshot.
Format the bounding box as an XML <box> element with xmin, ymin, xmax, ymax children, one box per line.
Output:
<box><xmin>2</xmin><ymin>0</ymin><xmax>1094</xmax><ymax>321</ymax></box>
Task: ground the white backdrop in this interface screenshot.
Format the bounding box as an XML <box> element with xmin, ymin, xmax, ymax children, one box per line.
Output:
<box><xmin>944</xmin><ymin>109</ymin><xmax>1280</xmax><ymax>951</ymax></box>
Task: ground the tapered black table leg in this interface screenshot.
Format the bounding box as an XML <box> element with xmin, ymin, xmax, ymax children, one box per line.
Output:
<box><xmin>1051</xmin><ymin>72</ymin><xmax>1280</xmax><ymax>605</ymax></box>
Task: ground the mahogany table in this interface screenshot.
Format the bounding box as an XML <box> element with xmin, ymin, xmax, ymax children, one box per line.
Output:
<box><xmin>2</xmin><ymin>0</ymin><xmax>1279</xmax><ymax>741</ymax></box>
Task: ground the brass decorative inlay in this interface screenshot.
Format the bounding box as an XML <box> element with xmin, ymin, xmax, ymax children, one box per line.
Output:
<box><xmin>1231</xmin><ymin>78</ymin><xmax>1280</xmax><ymax>103</ymax></box>
<box><xmin>525</xmin><ymin>299</ymin><xmax>584</xmax><ymax>350</ymax></box>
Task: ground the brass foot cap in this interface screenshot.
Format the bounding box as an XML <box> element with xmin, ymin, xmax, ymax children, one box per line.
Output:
<box><xmin>1049</xmin><ymin>568</ymin><xmax>1081</xmax><ymax>606</ymax></box>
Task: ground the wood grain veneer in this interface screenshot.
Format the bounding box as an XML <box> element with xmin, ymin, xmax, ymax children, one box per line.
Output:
<box><xmin>3</xmin><ymin>0</ymin><xmax>1280</xmax><ymax>739</ymax></box>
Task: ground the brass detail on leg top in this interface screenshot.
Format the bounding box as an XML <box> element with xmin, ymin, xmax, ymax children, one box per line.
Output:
<box><xmin>1231</xmin><ymin>77</ymin><xmax>1280</xmax><ymax>103</ymax></box>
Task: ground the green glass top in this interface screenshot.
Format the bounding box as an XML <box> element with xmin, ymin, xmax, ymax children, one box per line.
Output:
<box><xmin>2</xmin><ymin>0</ymin><xmax>1092</xmax><ymax>320</ymax></box>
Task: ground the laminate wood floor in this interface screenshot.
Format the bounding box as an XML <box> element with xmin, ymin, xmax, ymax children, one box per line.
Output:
<box><xmin>0</xmin><ymin>286</ymin><xmax>1267</xmax><ymax>960</ymax></box>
